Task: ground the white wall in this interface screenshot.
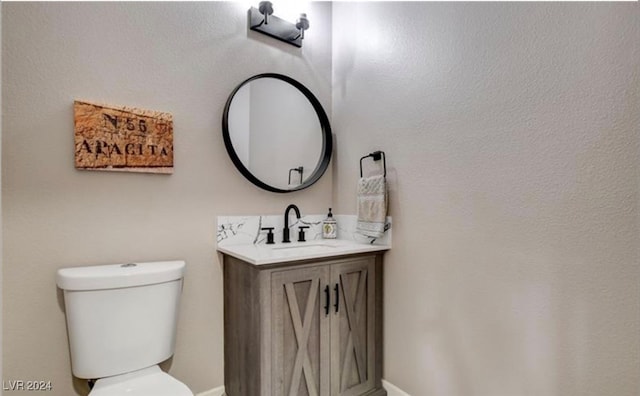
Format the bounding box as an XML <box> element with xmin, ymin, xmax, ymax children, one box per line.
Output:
<box><xmin>0</xmin><ymin>2</ymin><xmax>3</xmax><ymax>388</ymax></box>
<box><xmin>332</xmin><ymin>3</ymin><xmax>639</xmax><ymax>396</ymax></box>
<box><xmin>2</xmin><ymin>2</ymin><xmax>332</xmax><ymax>395</ymax></box>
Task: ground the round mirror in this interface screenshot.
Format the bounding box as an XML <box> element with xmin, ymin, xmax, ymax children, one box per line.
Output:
<box><xmin>222</xmin><ymin>73</ymin><xmax>332</xmax><ymax>193</ymax></box>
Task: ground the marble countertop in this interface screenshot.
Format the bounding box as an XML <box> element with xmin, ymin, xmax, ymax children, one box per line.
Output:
<box><xmin>217</xmin><ymin>239</ymin><xmax>390</xmax><ymax>265</ymax></box>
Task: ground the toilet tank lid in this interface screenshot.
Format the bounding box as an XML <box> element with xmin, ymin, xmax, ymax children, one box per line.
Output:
<box><xmin>56</xmin><ymin>260</ymin><xmax>186</xmax><ymax>291</ymax></box>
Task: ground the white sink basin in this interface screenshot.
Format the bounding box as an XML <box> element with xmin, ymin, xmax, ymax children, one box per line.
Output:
<box><xmin>217</xmin><ymin>239</ymin><xmax>389</xmax><ymax>265</ymax></box>
<box><xmin>271</xmin><ymin>241</ymin><xmax>339</xmax><ymax>251</ymax></box>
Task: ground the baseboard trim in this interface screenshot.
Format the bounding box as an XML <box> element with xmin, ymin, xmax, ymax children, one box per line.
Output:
<box><xmin>383</xmin><ymin>379</ymin><xmax>411</xmax><ymax>396</ymax></box>
<box><xmin>197</xmin><ymin>381</ymin><xmax>408</xmax><ymax>396</ymax></box>
<box><xmin>195</xmin><ymin>385</ymin><xmax>225</xmax><ymax>396</ymax></box>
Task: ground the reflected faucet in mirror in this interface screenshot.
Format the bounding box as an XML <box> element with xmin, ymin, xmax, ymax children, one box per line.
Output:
<box><xmin>282</xmin><ymin>204</ymin><xmax>301</xmax><ymax>243</ymax></box>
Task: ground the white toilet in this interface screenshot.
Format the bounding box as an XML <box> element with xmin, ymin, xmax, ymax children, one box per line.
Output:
<box><xmin>56</xmin><ymin>260</ymin><xmax>193</xmax><ymax>396</ymax></box>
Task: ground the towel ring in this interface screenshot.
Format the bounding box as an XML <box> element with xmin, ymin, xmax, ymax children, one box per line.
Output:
<box><xmin>360</xmin><ymin>151</ymin><xmax>386</xmax><ymax>177</ymax></box>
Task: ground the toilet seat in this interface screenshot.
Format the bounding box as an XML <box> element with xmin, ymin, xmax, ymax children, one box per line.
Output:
<box><xmin>88</xmin><ymin>365</ymin><xmax>193</xmax><ymax>396</ymax></box>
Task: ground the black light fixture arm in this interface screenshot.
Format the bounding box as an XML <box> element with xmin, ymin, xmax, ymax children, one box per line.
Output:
<box><xmin>293</xmin><ymin>13</ymin><xmax>309</xmax><ymax>40</ymax></box>
<box><xmin>258</xmin><ymin>1</ymin><xmax>273</xmax><ymax>25</ymax></box>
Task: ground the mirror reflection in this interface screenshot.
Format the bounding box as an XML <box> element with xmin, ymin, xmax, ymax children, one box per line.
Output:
<box><xmin>223</xmin><ymin>74</ymin><xmax>332</xmax><ymax>192</ymax></box>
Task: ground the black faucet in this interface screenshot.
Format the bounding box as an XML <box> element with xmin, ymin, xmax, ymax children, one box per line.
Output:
<box><xmin>282</xmin><ymin>204</ymin><xmax>301</xmax><ymax>243</ymax></box>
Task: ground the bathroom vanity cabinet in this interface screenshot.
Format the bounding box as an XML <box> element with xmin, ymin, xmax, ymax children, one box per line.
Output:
<box><xmin>223</xmin><ymin>253</ymin><xmax>387</xmax><ymax>396</ymax></box>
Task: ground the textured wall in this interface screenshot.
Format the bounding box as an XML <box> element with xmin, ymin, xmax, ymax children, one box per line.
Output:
<box><xmin>4</xmin><ymin>3</ymin><xmax>640</xmax><ymax>396</ymax></box>
<box><xmin>2</xmin><ymin>2</ymin><xmax>332</xmax><ymax>394</ymax></box>
<box><xmin>0</xmin><ymin>3</ymin><xmax>3</xmax><ymax>385</ymax></box>
<box><xmin>332</xmin><ymin>3</ymin><xmax>639</xmax><ymax>396</ymax></box>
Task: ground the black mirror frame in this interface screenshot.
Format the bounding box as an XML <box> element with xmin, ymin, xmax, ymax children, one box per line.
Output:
<box><xmin>222</xmin><ymin>73</ymin><xmax>332</xmax><ymax>193</ymax></box>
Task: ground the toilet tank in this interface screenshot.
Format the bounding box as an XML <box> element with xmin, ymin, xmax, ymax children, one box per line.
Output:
<box><xmin>56</xmin><ymin>261</ymin><xmax>186</xmax><ymax>379</ymax></box>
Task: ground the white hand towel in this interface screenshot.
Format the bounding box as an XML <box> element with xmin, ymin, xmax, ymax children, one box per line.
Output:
<box><xmin>356</xmin><ymin>174</ymin><xmax>387</xmax><ymax>238</ymax></box>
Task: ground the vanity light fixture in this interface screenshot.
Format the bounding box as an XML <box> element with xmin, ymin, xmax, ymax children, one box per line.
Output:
<box><xmin>249</xmin><ymin>1</ymin><xmax>310</xmax><ymax>48</ymax></box>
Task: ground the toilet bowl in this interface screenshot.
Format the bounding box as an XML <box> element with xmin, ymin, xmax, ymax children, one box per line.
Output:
<box><xmin>89</xmin><ymin>366</ymin><xmax>192</xmax><ymax>396</ymax></box>
<box><xmin>56</xmin><ymin>260</ymin><xmax>193</xmax><ymax>395</ymax></box>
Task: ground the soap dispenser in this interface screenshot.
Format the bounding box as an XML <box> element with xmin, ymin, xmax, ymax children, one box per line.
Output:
<box><xmin>322</xmin><ymin>208</ymin><xmax>337</xmax><ymax>239</ymax></box>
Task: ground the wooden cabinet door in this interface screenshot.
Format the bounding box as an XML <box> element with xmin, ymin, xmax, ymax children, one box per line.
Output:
<box><xmin>330</xmin><ymin>258</ymin><xmax>376</xmax><ymax>396</ymax></box>
<box><xmin>272</xmin><ymin>265</ymin><xmax>331</xmax><ymax>396</ymax></box>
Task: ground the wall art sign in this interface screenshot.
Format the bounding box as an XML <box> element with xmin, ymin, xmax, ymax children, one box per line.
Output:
<box><xmin>74</xmin><ymin>100</ymin><xmax>174</xmax><ymax>174</ymax></box>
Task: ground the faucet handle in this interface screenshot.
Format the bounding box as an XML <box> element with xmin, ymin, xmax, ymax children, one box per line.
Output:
<box><xmin>298</xmin><ymin>226</ymin><xmax>310</xmax><ymax>242</ymax></box>
<box><xmin>260</xmin><ymin>227</ymin><xmax>275</xmax><ymax>245</ymax></box>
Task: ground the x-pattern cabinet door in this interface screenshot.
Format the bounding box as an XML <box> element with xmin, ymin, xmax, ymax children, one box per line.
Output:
<box><xmin>330</xmin><ymin>258</ymin><xmax>376</xmax><ymax>396</ymax></box>
<box><xmin>272</xmin><ymin>265</ymin><xmax>332</xmax><ymax>396</ymax></box>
